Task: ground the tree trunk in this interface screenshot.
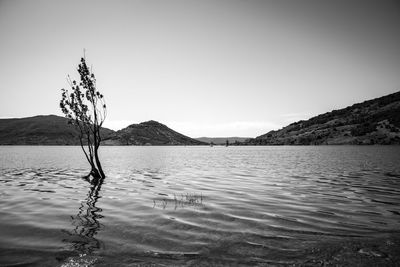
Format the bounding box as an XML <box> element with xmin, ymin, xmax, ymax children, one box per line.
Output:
<box><xmin>94</xmin><ymin>146</ymin><xmax>105</xmax><ymax>178</ymax></box>
<box><xmin>90</xmin><ymin>167</ymin><xmax>101</xmax><ymax>178</ymax></box>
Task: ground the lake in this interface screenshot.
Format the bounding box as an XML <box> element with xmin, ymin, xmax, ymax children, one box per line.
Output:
<box><xmin>1</xmin><ymin>146</ymin><xmax>400</xmax><ymax>266</ymax></box>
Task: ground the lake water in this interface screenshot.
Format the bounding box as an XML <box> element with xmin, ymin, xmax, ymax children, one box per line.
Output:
<box><xmin>1</xmin><ymin>146</ymin><xmax>400</xmax><ymax>266</ymax></box>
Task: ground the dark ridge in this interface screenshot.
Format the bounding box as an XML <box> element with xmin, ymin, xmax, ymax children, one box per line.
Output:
<box><xmin>0</xmin><ymin>115</ymin><xmax>114</xmax><ymax>145</ymax></box>
<box><xmin>104</xmin><ymin>120</ymin><xmax>207</xmax><ymax>146</ymax></box>
<box><xmin>0</xmin><ymin>116</ymin><xmax>206</xmax><ymax>146</ymax></box>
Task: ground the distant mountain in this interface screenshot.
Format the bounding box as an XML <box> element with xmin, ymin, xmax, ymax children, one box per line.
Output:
<box><xmin>195</xmin><ymin>137</ymin><xmax>251</xmax><ymax>145</ymax></box>
<box><xmin>103</xmin><ymin>120</ymin><xmax>207</xmax><ymax>145</ymax></box>
<box><xmin>0</xmin><ymin>116</ymin><xmax>206</xmax><ymax>146</ymax></box>
<box><xmin>0</xmin><ymin>115</ymin><xmax>115</xmax><ymax>145</ymax></box>
<box><xmin>3</xmin><ymin>90</ymin><xmax>399</xmax><ymax>146</ymax></box>
<box><xmin>246</xmin><ymin>91</ymin><xmax>400</xmax><ymax>145</ymax></box>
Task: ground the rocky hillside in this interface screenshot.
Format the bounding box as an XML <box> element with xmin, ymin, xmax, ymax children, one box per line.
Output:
<box><xmin>103</xmin><ymin>120</ymin><xmax>207</xmax><ymax>145</ymax></box>
<box><xmin>248</xmin><ymin>91</ymin><xmax>400</xmax><ymax>145</ymax></box>
<box><xmin>0</xmin><ymin>115</ymin><xmax>114</xmax><ymax>145</ymax></box>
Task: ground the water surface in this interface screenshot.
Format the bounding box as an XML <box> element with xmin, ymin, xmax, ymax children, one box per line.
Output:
<box><xmin>1</xmin><ymin>146</ymin><xmax>400</xmax><ymax>266</ymax></box>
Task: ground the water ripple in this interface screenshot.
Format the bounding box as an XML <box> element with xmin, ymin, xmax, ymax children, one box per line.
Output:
<box><xmin>1</xmin><ymin>146</ymin><xmax>400</xmax><ymax>265</ymax></box>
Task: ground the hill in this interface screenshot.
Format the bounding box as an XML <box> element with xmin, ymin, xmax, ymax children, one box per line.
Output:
<box><xmin>0</xmin><ymin>116</ymin><xmax>206</xmax><ymax>146</ymax></box>
<box><xmin>195</xmin><ymin>137</ymin><xmax>251</xmax><ymax>145</ymax></box>
<box><xmin>247</xmin><ymin>91</ymin><xmax>400</xmax><ymax>145</ymax></box>
<box><xmin>103</xmin><ymin>120</ymin><xmax>207</xmax><ymax>145</ymax></box>
<box><xmin>0</xmin><ymin>115</ymin><xmax>115</xmax><ymax>145</ymax></box>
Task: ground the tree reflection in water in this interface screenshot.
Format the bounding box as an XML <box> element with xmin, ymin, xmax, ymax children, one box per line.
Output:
<box><xmin>63</xmin><ymin>177</ymin><xmax>104</xmax><ymax>255</ymax></box>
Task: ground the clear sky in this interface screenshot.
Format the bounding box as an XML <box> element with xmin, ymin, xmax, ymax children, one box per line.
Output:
<box><xmin>1</xmin><ymin>0</ymin><xmax>399</xmax><ymax>137</ymax></box>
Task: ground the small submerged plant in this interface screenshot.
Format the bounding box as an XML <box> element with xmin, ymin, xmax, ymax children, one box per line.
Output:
<box><xmin>60</xmin><ymin>55</ymin><xmax>107</xmax><ymax>180</ymax></box>
<box><xmin>153</xmin><ymin>192</ymin><xmax>204</xmax><ymax>209</ymax></box>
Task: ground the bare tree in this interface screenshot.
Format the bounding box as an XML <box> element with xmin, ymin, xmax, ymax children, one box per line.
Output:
<box><xmin>60</xmin><ymin>56</ymin><xmax>107</xmax><ymax>179</ymax></box>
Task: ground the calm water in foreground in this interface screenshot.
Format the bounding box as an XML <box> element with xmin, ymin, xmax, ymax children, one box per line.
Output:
<box><xmin>0</xmin><ymin>146</ymin><xmax>400</xmax><ymax>266</ymax></box>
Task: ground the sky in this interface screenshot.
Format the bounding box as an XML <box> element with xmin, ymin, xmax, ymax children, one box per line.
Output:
<box><xmin>0</xmin><ymin>0</ymin><xmax>399</xmax><ymax>137</ymax></box>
